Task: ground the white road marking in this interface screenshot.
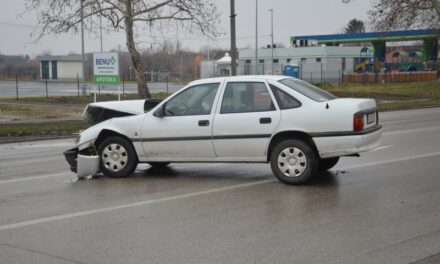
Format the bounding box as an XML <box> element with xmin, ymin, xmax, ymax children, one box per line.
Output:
<box><xmin>0</xmin><ymin>173</ymin><xmax>67</xmax><ymax>185</ymax></box>
<box><xmin>0</xmin><ymin>179</ymin><xmax>273</xmax><ymax>232</ymax></box>
<box><xmin>339</xmin><ymin>151</ymin><xmax>440</xmax><ymax>171</ymax></box>
<box><xmin>383</xmin><ymin>126</ymin><xmax>440</xmax><ymax>136</ymax></box>
<box><xmin>369</xmin><ymin>145</ymin><xmax>392</xmax><ymax>152</ymax></box>
<box><xmin>381</xmin><ymin>116</ymin><xmax>440</xmax><ymax>125</ymax></box>
<box><xmin>1</xmin><ymin>151</ymin><xmax>440</xmax><ymax>231</ymax></box>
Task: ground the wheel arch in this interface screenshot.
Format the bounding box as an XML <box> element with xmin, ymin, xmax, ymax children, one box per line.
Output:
<box><xmin>95</xmin><ymin>129</ymin><xmax>139</xmax><ymax>160</ymax></box>
<box><xmin>267</xmin><ymin>130</ymin><xmax>319</xmax><ymax>162</ymax></box>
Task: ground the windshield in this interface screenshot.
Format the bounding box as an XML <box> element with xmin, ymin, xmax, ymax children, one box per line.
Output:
<box><xmin>278</xmin><ymin>78</ymin><xmax>337</xmax><ymax>102</ymax></box>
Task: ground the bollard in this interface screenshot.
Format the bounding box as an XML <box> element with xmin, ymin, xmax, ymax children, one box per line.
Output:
<box><xmin>45</xmin><ymin>79</ymin><xmax>48</xmax><ymax>98</ymax></box>
<box><xmin>77</xmin><ymin>74</ymin><xmax>80</xmax><ymax>96</ymax></box>
<box><xmin>15</xmin><ymin>74</ymin><xmax>18</xmax><ymax>101</ymax></box>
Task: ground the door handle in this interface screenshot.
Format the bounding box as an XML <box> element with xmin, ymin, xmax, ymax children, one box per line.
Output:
<box><xmin>260</xmin><ymin>117</ymin><xmax>272</xmax><ymax>124</ymax></box>
<box><xmin>198</xmin><ymin>120</ymin><xmax>210</xmax><ymax>126</ymax></box>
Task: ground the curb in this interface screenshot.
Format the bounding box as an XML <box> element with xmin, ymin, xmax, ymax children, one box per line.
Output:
<box><xmin>0</xmin><ymin>135</ymin><xmax>76</xmax><ymax>144</ymax></box>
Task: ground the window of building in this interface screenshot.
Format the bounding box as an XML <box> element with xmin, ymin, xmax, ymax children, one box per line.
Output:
<box><xmin>245</xmin><ymin>60</ymin><xmax>251</xmax><ymax>64</ymax></box>
<box><xmin>273</xmin><ymin>59</ymin><xmax>279</xmax><ymax>63</ymax></box>
<box><xmin>259</xmin><ymin>59</ymin><xmax>265</xmax><ymax>64</ymax></box>
<box><xmin>316</xmin><ymin>58</ymin><xmax>322</xmax><ymax>62</ymax></box>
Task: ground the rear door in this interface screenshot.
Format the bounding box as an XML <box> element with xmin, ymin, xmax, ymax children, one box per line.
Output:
<box><xmin>212</xmin><ymin>80</ymin><xmax>280</xmax><ymax>158</ymax></box>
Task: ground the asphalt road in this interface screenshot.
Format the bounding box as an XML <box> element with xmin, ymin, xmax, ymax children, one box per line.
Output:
<box><xmin>0</xmin><ymin>107</ymin><xmax>440</xmax><ymax>264</ymax></box>
<box><xmin>0</xmin><ymin>80</ymin><xmax>183</xmax><ymax>98</ymax></box>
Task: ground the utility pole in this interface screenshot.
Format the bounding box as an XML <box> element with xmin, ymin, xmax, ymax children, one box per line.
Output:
<box><xmin>230</xmin><ymin>0</ymin><xmax>237</xmax><ymax>76</ymax></box>
<box><xmin>255</xmin><ymin>0</ymin><xmax>258</xmax><ymax>75</ymax></box>
<box><xmin>207</xmin><ymin>38</ymin><xmax>210</xmax><ymax>60</ymax></box>
<box><xmin>80</xmin><ymin>0</ymin><xmax>86</xmax><ymax>96</ymax></box>
<box><xmin>269</xmin><ymin>9</ymin><xmax>274</xmax><ymax>74</ymax></box>
<box><xmin>99</xmin><ymin>15</ymin><xmax>103</xmax><ymax>52</ymax></box>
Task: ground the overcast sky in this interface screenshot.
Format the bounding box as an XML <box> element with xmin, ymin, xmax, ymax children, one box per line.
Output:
<box><xmin>0</xmin><ymin>0</ymin><xmax>373</xmax><ymax>57</ymax></box>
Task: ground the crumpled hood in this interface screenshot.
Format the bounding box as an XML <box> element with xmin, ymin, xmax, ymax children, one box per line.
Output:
<box><xmin>85</xmin><ymin>100</ymin><xmax>146</xmax><ymax>115</ymax></box>
<box><xmin>82</xmin><ymin>99</ymin><xmax>162</xmax><ymax>125</ymax></box>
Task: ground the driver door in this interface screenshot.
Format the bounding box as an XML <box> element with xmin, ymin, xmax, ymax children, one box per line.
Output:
<box><xmin>140</xmin><ymin>82</ymin><xmax>221</xmax><ymax>160</ymax></box>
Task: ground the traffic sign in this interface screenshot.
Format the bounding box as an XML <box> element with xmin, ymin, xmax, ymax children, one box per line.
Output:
<box><xmin>93</xmin><ymin>52</ymin><xmax>120</xmax><ymax>85</ymax></box>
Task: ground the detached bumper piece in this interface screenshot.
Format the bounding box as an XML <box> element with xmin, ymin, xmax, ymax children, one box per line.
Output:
<box><xmin>64</xmin><ymin>148</ymin><xmax>100</xmax><ymax>178</ymax></box>
<box><xmin>64</xmin><ymin>148</ymin><xmax>78</xmax><ymax>173</ymax></box>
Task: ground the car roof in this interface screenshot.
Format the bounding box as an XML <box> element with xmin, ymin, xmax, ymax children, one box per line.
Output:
<box><xmin>188</xmin><ymin>75</ymin><xmax>294</xmax><ymax>86</ymax></box>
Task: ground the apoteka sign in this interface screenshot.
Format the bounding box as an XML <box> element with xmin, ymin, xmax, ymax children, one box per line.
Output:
<box><xmin>93</xmin><ymin>52</ymin><xmax>120</xmax><ymax>85</ymax></box>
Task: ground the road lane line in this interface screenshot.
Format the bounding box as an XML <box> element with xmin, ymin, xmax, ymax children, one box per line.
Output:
<box><xmin>369</xmin><ymin>145</ymin><xmax>392</xmax><ymax>152</ymax></box>
<box><xmin>381</xmin><ymin>116</ymin><xmax>440</xmax><ymax>125</ymax></box>
<box><xmin>0</xmin><ymin>179</ymin><xmax>273</xmax><ymax>232</ymax></box>
<box><xmin>383</xmin><ymin>126</ymin><xmax>440</xmax><ymax>136</ymax></box>
<box><xmin>0</xmin><ymin>173</ymin><xmax>67</xmax><ymax>185</ymax></box>
<box><xmin>1</xmin><ymin>152</ymin><xmax>440</xmax><ymax>231</ymax></box>
<box><xmin>339</xmin><ymin>151</ymin><xmax>440</xmax><ymax>171</ymax></box>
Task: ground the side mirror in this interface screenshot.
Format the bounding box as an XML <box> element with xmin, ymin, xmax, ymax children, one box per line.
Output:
<box><xmin>153</xmin><ymin>104</ymin><xmax>165</xmax><ymax>117</ymax></box>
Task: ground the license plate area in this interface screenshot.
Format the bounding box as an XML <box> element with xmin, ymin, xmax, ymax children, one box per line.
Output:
<box><xmin>367</xmin><ymin>112</ymin><xmax>376</xmax><ymax>125</ymax></box>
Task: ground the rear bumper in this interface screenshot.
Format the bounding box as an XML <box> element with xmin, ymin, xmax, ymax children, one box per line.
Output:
<box><xmin>312</xmin><ymin>125</ymin><xmax>383</xmax><ymax>158</ymax></box>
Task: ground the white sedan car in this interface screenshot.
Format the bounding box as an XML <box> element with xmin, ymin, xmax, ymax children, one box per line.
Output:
<box><xmin>64</xmin><ymin>75</ymin><xmax>382</xmax><ymax>184</ymax></box>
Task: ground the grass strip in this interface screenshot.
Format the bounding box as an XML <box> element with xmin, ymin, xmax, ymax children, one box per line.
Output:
<box><xmin>0</xmin><ymin>120</ymin><xmax>88</xmax><ymax>137</ymax></box>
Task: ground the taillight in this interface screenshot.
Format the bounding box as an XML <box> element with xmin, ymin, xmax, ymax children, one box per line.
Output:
<box><xmin>353</xmin><ymin>113</ymin><xmax>364</xmax><ymax>132</ymax></box>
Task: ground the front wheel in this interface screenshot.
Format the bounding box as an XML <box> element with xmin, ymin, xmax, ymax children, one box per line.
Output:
<box><xmin>318</xmin><ymin>157</ymin><xmax>340</xmax><ymax>171</ymax></box>
<box><xmin>98</xmin><ymin>136</ymin><xmax>138</xmax><ymax>178</ymax></box>
<box><xmin>270</xmin><ymin>139</ymin><xmax>317</xmax><ymax>185</ymax></box>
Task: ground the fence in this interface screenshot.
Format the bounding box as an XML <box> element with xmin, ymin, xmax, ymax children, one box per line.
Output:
<box><xmin>0</xmin><ymin>73</ymin><xmax>184</xmax><ymax>99</ymax></box>
<box><xmin>343</xmin><ymin>71</ymin><xmax>438</xmax><ymax>83</ymax></box>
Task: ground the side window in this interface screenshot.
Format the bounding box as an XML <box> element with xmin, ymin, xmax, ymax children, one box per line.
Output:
<box><xmin>270</xmin><ymin>84</ymin><xmax>301</xmax><ymax>109</ymax></box>
<box><xmin>221</xmin><ymin>82</ymin><xmax>275</xmax><ymax>114</ymax></box>
<box><xmin>165</xmin><ymin>83</ymin><xmax>219</xmax><ymax>116</ymax></box>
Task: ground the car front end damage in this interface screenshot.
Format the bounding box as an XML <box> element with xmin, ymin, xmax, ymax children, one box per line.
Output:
<box><xmin>63</xmin><ymin>140</ymin><xmax>100</xmax><ymax>178</ymax></box>
<box><xmin>63</xmin><ymin>98</ymin><xmax>156</xmax><ymax>178</ymax></box>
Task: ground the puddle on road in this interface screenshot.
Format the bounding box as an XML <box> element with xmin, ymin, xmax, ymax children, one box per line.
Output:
<box><xmin>64</xmin><ymin>173</ymin><xmax>100</xmax><ymax>183</ymax></box>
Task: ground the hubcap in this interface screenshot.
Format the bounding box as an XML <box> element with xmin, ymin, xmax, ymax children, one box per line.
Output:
<box><xmin>102</xmin><ymin>143</ymin><xmax>128</xmax><ymax>172</ymax></box>
<box><xmin>277</xmin><ymin>147</ymin><xmax>307</xmax><ymax>177</ymax></box>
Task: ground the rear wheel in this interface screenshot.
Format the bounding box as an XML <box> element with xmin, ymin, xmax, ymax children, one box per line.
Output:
<box><xmin>270</xmin><ymin>139</ymin><xmax>317</xmax><ymax>185</ymax></box>
<box><xmin>148</xmin><ymin>162</ymin><xmax>170</xmax><ymax>168</ymax></box>
<box><xmin>98</xmin><ymin>136</ymin><xmax>138</xmax><ymax>178</ymax></box>
<box><xmin>318</xmin><ymin>157</ymin><xmax>340</xmax><ymax>171</ymax></box>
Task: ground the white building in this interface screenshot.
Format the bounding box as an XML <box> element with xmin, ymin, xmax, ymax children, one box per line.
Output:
<box><xmin>37</xmin><ymin>55</ymin><xmax>84</xmax><ymax>80</ymax></box>
<box><xmin>200</xmin><ymin>53</ymin><xmax>240</xmax><ymax>79</ymax></box>
<box><xmin>239</xmin><ymin>46</ymin><xmax>363</xmax><ymax>83</ymax></box>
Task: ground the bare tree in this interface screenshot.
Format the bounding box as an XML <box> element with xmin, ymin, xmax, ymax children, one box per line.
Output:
<box><xmin>343</xmin><ymin>0</ymin><xmax>440</xmax><ymax>30</ymax></box>
<box><xmin>25</xmin><ymin>0</ymin><xmax>220</xmax><ymax>98</ymax></box>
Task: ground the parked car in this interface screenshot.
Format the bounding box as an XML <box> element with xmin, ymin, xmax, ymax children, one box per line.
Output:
<box><xmin>64</xmin><ymin>75</ymin><xmax>382</xmax><ymax>184</ymax></box>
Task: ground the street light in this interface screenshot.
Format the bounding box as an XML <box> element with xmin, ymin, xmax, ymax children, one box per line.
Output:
<box><xmin>269</xmin><ymin>9</ymin><xmax>274</xmax><ymax>74</ymax></box>
<box><xmin>230</xmin><ymin>0</ymin><xmax>237</xmax><ymax>76</ymax></box>
<box><xmin>255</xmin><ymin>0</ymin><xmax>258</xmax><ymax>75</ymax></box>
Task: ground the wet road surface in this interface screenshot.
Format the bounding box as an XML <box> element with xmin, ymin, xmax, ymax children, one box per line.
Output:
<box><xmin>0</xmin><ymin>107</ymin><xmax>440</xmax><ymax>264</ymax></box>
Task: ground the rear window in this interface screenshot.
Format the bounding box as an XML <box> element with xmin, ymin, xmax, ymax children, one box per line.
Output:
<box><xmin>278</xmin><ymin>78</ymin><xmax>337</xmax><ymax>102</ymax></box>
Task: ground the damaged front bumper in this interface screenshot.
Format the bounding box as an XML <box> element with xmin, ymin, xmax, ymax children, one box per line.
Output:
<box><xmin>63</xmin><ymin>148</ymin><xmax>100</xmax><ymax>178</ymax></box>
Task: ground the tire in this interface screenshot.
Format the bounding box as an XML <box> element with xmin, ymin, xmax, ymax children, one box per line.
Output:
<box><xmin>270</xmin><ymin>139</ymin><xmax>317</xmax><ymax>185</ymax></box>
<box><xmin>318</xmin><ymin>157</ymin><xmax>340</xmax><ymax>171</ymax></box>
<box><xmin>148</xmin><ymin>162</ymin><xmax>170</xmax><ymax>168</ymax></box>
<box><xmin>98</xmin><ymin>136</ymin><xmax>138</xmax><ymax>178</ymax></box>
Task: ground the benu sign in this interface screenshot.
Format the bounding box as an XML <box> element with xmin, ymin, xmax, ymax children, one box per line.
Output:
<box><xmin>93</xmin><ymin>52</ymin><xmax>120</xmax><ymax>85</ymax></box>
